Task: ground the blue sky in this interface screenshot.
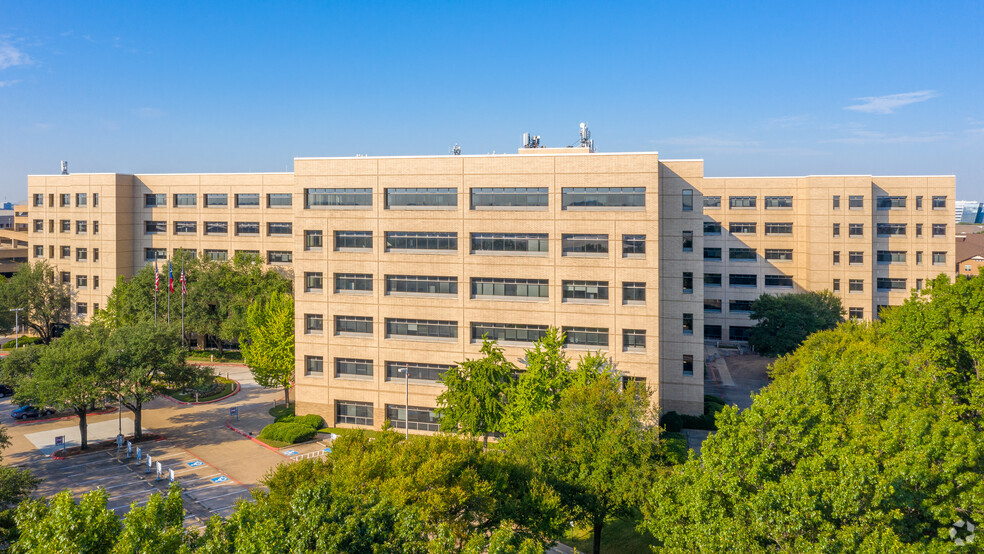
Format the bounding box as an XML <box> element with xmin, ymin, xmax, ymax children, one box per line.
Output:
<box><xmin>1</xmin><ymin>1</ymin><xmax>982</xmax><ymax>200</ymax></box>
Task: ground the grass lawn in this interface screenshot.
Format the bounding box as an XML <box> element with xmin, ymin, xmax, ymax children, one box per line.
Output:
<box><xmin>186</xmin><ymin>350</ymin><xmax>243</xmax><ymax>363</ymax></box>
<box><xmin>1</xmin><ymin>336</ymin><xmax>42</xmax><ymax>350</ymax></box>
<box><xmin>269</xmin><ymin>402</ymin><xmax>294</xmax><ymax>420</ymax></box>
<box><xmin>561</xmin><ymin>517</ymin><xmax>656</xmax><ymax>553</ymax></box>
<box><xmin>166</xmin><ymin>376</ymin><xmax>236</xmax><ymax>402</ymax></box>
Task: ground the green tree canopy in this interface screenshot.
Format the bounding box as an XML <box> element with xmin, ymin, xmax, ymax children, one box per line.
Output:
<box><xmin>437</xmin><ymin>338</ymin><xmax>517</xmax><ymax>447</ymax></box>
<box><xmin>747</xmin><ymin>290</ymin><xmax>844</xmax><ymax>356</ymax></box>
<box><xmin>643</xmin><ymin>274</ymin><xmax>984</xmax><ymax>552</ymax></box>
<box><xmin>0</xmin><ymin>261</ymin><xmax>71</xmax><ymax>344</ymax></box>
<box><xmin>240</xmin><ymin>291</ymin><xmax>294</xmax><ymax>405</ymax></box>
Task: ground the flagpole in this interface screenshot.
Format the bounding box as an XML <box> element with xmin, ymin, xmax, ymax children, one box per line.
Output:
<box><xmin>181</xmin><ymin>261</ymin><xmax>186</xmax><ymax>346</ymax></box>
<box><xmin>166</xmin><ymin>262</ymin><xmax>171</xmax><ymax>325</ymax></box>
<box><xmin>154</xmin><ymin>260</ymin><xmax>159</xmax><ymax>324</ymax></box>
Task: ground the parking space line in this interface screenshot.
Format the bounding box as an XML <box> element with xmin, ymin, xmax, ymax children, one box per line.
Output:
<box><xmin>193</xmin><ymin>488</ymin><xmax>250</xmax><ymax>503</ymax></box>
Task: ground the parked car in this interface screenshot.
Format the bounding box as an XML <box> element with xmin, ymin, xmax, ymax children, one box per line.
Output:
<box><xmin>10</xmin><ymin>405</ymin><xmax>54</xmax><ymax>420</ymax></box>
<box><xmin>0</xmin><ymin>385</ymin><xmax>13</xmax><ymax>398</ymax></box>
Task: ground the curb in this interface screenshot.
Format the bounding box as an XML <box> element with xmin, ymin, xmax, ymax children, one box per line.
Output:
<box><xmin>162</xmin><ymin>380</ymin><xmax>241</xmax><ymax>406</ymax></box>
<box><xmin>50</xmin><ymin>434</ymin><xmax>165</xmax><ymax>460</ymax></box>
<box><xmin>13</xmin><ymin>406</ymin><xmax>117</xmax><ymax>426</ymax></box>
<box><xmin>225</xmin><ymin>419</ymin><xmax>292</xmax><ymax>460</ymax></box>
<box><xmin>188</xmin><ymin>360</ymin><xmax>248</xmax><ymax>368</ymax></box>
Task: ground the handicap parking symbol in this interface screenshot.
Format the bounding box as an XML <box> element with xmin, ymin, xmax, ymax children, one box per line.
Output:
<box><xmin>323</xmin><ymin>447</ymin><xmax>332</xmax><ymax>453</ymax></box>
<box><xmin>187</xmin><ymin>460</ymin><xmax>205</xmax><ymax>468</ymax></box>
<box><xmin>210</xmin><ymin>475</ymin><xmax>229</xmax><ymax>483</ymax></box>
<box><xmin>283</xmin><ymin>450</ymin><xmax>298</xmax><ymax>456</ymax></box>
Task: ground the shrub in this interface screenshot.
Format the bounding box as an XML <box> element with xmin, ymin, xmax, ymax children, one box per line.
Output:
<box><xmin>660</xmin><ymin>411</ymin><xmax>683</xmax><ymax>433</ymax></box>
<box><xmin>259</xmin><ymin>422</ymin><xmax>317</xmax><ymax>444</ymax></box>
<box><xmin>278</xmin><ymin>414</ymin><xmax>324</xmax><ymax>429</ymax></box>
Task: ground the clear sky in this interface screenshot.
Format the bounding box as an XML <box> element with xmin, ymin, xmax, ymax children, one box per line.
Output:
<box><xmin>1</xmin><ymin>1</ymin><xmax>982</xmax><ymax>200</ymax></box>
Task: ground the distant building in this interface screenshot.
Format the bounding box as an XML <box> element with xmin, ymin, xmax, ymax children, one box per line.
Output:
<box><xmin>956</xmin><ymin>232</ymin><xmax>984</xmax><ymax>277</ymax></box>
<box><xmin>956</xmin><ymin>200</ymin><xmax>984</xmax><ymax>224</ymax></box>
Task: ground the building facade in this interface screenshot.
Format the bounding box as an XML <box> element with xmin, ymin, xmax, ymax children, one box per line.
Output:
<box><xmin>25</xmin><ymin>147</ymin><xmax>956</xmax><ymax>429</ymax></box>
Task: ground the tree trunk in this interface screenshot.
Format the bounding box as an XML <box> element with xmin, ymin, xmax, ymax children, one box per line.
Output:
<box><xmin>284</xmin><ymin>386</ymin><xmax>290</xmax><ymax>406</ymax></box>
<box><xmin>592</xmin><ymin>520</ymin><xmax>603</xmax><ymax>554</ymax></box>
<box><xmin>133</xmin><ymin>399</ymin><xmax>142</xmax><ymax>439</ymax></box>
<box><xmin>483</xmin><ymin>433</ymin><xmax>489</xmax><ymax>449</ymax></box>
<box><xmin>78</xmin><ymin>410</ymin><xmax>88</xmax><ymax>450</ymax></box>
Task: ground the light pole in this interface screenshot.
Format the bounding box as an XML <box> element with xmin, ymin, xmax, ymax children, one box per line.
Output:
<box><xmin>8</xmin><ymin>308</ymin><xmax>23</xmax><ymax>348</ymax></box>
<box><xmin>117</xmin><ymin>349</ymin><xmax>124</xmax><ymax>438</ymax></box>
<box><xmin>398</xmin><ymin>366</ymin><xmax>409</xmax><ymax>439</ymax></box>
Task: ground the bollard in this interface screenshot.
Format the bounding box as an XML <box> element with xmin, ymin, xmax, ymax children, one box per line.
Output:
<box><xmin>136</xmin><ymin>447</ymin><xmax>142</xmax><ymax>462</ymax></box>
<box><xmin>146</xmin><ymin>455</ymin><xmax>152</xmax><ymax>474</ymax></box>
<box><xmin>156</xmin><ymin>461</ymin><xmax>162</xmax><ymax>482</ymax></box>
<box><xmin>126</xmin><ymin>441</ymin><xmax>132</xmax><ymax>459</ymax></box>
<box><xmin>168</xmin><ymin>468</ymin><xmax>175</xmax><ymax>484</ymax></box>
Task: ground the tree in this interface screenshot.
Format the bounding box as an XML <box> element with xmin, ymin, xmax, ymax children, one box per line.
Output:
<box><xmin>747</xmin><ymin>290</ymin><xmax>844</xmax><ymax>356</ymax></box>
<box><xmin>16</xmin><ymin>325</ymin><xmax>113</xmax><ymax>450</ymax></box>
<box><xmin>642</xmin><ymin>275</ymin><xmax>984</xmax><ymax>551</ymax></box>
<box><xmin>437</xmin><ymin>338</ymin><xmax>517</xmax><ymax>447</ymax></box>
<box><xmin>11</xmin><ymin>488</ymin><xmax>120</xmax><ymax>553</ymax></box>
<box><xmin>241</xmin><ymin>291</ymin><xmax>294</xmax><ymax>405</ymax></box>
<box><xmin>112</xmin><ymin>484</ymin><xmax>192</xmax><ymax>554</ymax></box>
<box><xmin>0</xmin><ymin>261</ymin><xmax>71</xmax><ymax>344</ymax></box>
<box><xmin>501</xmin><ymin>328</ymin><xmax>571</xmax><ymax>435</ymax></box>
<box><xmin>0</xmin><ymin>425</ymin><xmax>41</xmax><ymax>544</ymax></box>
<box><xmin>505</xmin><ymin>378</ymin><xmax>664</xmax><ymax>554</ymax></box>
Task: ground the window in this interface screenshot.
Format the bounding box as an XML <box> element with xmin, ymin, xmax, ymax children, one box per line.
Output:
<box><xmin>764</xmin><ymin>222</ymin><xmax>793</xmax><ymax>235</ymax></box>
<box><xmin>385</xmin><ymin>232</ymin><xmax>457</xmax><ymax>252</ymax></box>
<box><xmin>304</xmin><ymin>272</ymin><xmax>323</xmax><ymax>292</ymax></box>
<box><xmin>562</xmin><ymin>280</ymin><xmax>609</xmax><ymax>301</ymax></box>
<box><xmin>932</xmin><ymin>224</ymin><xmax>946</xmax><ymax>237</ymax></box>
<box><xmin>145</xmin><ymin>221</ymin><xmax>166</xmax><ymax>234</ymax></box>
<box><xmin>76</xmin><ymin>248</ymin><xmax>87</xmax><ymax>262</ymax></box>
<box><xmin>705</xmin><ymin>325</ymin><xmax>723</xmax><ymax>340</ymax></box>
<box><xmin>932</xmin><ymin>196</ymin><xmax>946</xmax><ymax>209</ymax></box>
<box><xmin>305</xmin><ymin>230</ymin><xmax>323</xmax><ymax>250</ymax></box>
<box><xmin>849</xmin><ymin>307</ymin><xmax>863</xmax><ymax>320</ymax></box>
<box><xmin>623</xmin><ymin>282</ymin><xmax>646</xmax><ymax>303</ymax></box>
<box><xmin>849</xmin><ymin>223</ymin><xmax>864</xmax><ymax>237</ymax></box>
<box><xmin>76</xmin><ymin>275</ymin><xmax>87</xmax><ymax>288</ymax></box>
<box><xmin>204</xmin><ymin>194</ymin><xmax>228</xmax><ymax>207</ymax></box>
<box><xmin>849</xmin><ymin>279</ymin><xmax>864</xmax><ymax>293</ymax></box>
<box><xmin>386</xmin><ymin>404</ymin><xmax>440</xmax><ymax>432</ymax></box>
<box><xmin>336</xmin><ymin>358</ymin><xmax>373</xmax><ymax>378</ymax></box>
<box><xmin>729</xmin><ymin>222</ymin><xmax>756</xmax><ymax>234</ymax></box>
<box><xmin>703</xmin><ymin>247</ymin><xmax>722</xmax><ymax>260</ymax></box>
<box><xmin>916</xmin><ymin>224</ymin><xmax>923</xmax><ymax>237</ymax></box>
<box><xmin>765</xmin><ymin>249</ymin><xmax>793</xmax><ymax>261</ymax></box>
<box><xmin>704</xmin><ymin>298</ymin><xmax>722</xmax><ymax>312</ymax></box>
<box><xmin>471</xmin><ymin>187</ymin><xmax>547</xmax><ymax>209</ymax></box>
<box><xmin>145</xmin><ymin>248</ymin><xmax>167</xmax><ymax>261</ymax></box>
<box><xmin>730</xmin><ymin>274</ymin><xmax>757</xmax><ymax>287</ymax></box>
<box><xmin>916</xmin><ymin>196</ymin><xmax>923</xmax><ymax>210</ymax></box>
<box><xmin>729</xmin><ymin>327</ymin><xmax>752</xmax><ymax>342</ymax></box>
<box><xmin>235</xmin><ymin>193</ymin><xmax>259</xmax><ymax>207</ymax></box>
<box><xmin>683</xmin><ymin>273</ymin><xmax>694</xmax><ymax>294</ymax></box>
<box><xmin>93</xmin><ymin>221</ymin><xmax>99</xmax><ymax>235</ymax></box>
<box><xmin>174</xmin><ymin>221</ymin><xmax>197</xmax><ymax>234</ymax></box>
<box><xmin>833</xmin><ymin>279</ymin><xmax>840</xmax><ymax>292</ymax></box>
<box><xmin>76</xmin><ymin>302</ymin><xmax>88</xmax><ymax>316</ymax></box>
<box><xmin>623</xmin><ymin>329</ymin><xmax>646</xmax><ymax>351</ymax></box>
<box><xmin>267</xmin><ymin>193</ymin><xmax>293</xmax><ymax>208</ymax></box>
<box><xmin>174</xmin><ymin>248</ymin><xmax>194</xmax><ymax>260</ymax></box>
<box><xmin>386</xmin><ymin>188</ymin><xmax>457</xmax><ymax>208</ymax></box>
<box><xmin>267</xmin><ymin>251</ymin><xmax>292</xmax><ymax>264</ymax></box>
<box><xmin>729</xmin><ymin>299</ymin><xmax>753</xmax><ymax>312</ymax></box>
<box><xmin>563</xmin><ymin>327</ymin><xmax>608</xmax><ymax>347</ymax></box>
<box><xmin>386</xmin><ymin>362</ymin><xmax>451</xmax><ymax>383</ymax></box>
<box><xmin>561</xmin><ymin>234</ymin><xmax>608</xmax><ymax>255</ymax></box>
<box><xmin>205</xmin><ymin>221</ymin><xmax>227</xmax><ymax>235</ymax></box>
<box><xmin>877</xmin><ymin>223</ymin><xmax>907</xmax><ymax>237</ymax></box>
<box><xmin>33</xmin><ymin>245</ymin><xmax>43</xmax><ymax>258</ymax></box>
<box><xmin>93</xmin><ymin>276</ymin><xmax>99</xmax><ymax>289</ymax></box>
<box><xmin>562</xmin><ymin>187</ymin><xmax>645</xmax><ymax>209</ymax></box>
<box><xmin>335</xmin><ymin>316</ymin><xmax>373</xmax><ymax>335</ymax></box>
<box><xmin>916</xmin><ymin>251</ymin><xmax>923</xmax><ymax>265</ymax></box>
<box><xmin>267</xmin><ymin>222</ymin><xmax>292</xmax><ymax>236</ymax></box>
<box><xmin>174</xmin><ymin>194</ymin><xmax>196</xmax><ymax>207</ymax></box>
<box><xmin>704</xmin><ymin>222</ymin><xmax>722</xmax><ymax>235</ymax></box>
<box><xmin>144</xmin><ymin>193</ymin><xmax>166</xmax><ymax>208</ymax></box>
<box><xmin>675</xmin><ymin>188</ymin><xmax>692</xmax><ymax>212</ymax></box>
<box><xmin>93</xmin><ymin>193</ymin><xmax>99</xmax><ymax>207</ymax></box>
<box><xmin>61</xmin><ymin>271</ymin><xmax>71</xmax><ymax>285</ymax></box>
<box><xmin>849</xmin><ymin>195</ymin><xmax>863</xmax><ymax>209</ymax></box>
<box><xmin>304</xmin><ymin>314</ymin><xmax>323</xmax><ymax>334</ymax></box>
<box><xmin>876</xmin><ymin>196</ymin><xmax>906</xmax><ymax>210</ymax></box>
<box><xmin>336</xmin><ymin>401</ymin><xmax>372</xmax><ymax>426</ymax></box>
<box><xmin>471</xmin><ymin>322</ymin><xmax>547</xmax><ymax>344</ymax></box>
<box><xmin>729</xmin><ymin>196</ymin><xmax>756</xmax><ymax>209</ymax></box>
<box><xmin>682</xmin><ymin>355</ymin><xmax>694</xmax><ymax>376</ymax></box>
<box><xmin>932</xmin><ymin>251</ymin><xmax>946</xmax><ymax>265</ymax></box>
<box><xmin>833</xmin><ymin>251</ymin><xmax>841</xmax><ymax>265</ymax></box>
<box><xmin>704</xmin><ymin>273</ymin><xmax>722</xmax><ymax>287</ymax></box>
<box><xmin>876</xmin><ymin>251</ymin><xmax>906</xmax><ymax>264</ymax></box>
<box><xmin>305</xmin><ymin>356</ymin><xmax>324</xmax><ymax>376</ymax></box>
<box><xmin>877</xmin><ymin>278</ymin><xmax>906</xmax><ymax>291</ymax></box>
<box><xmin>764</xmin><ymin>196</ymin><xmax>792</xmax><ymax>209</ymax></box>
<box><xmin>729</xmin><ymin>247</ymin><xmax>756</xmax><ymax>261</ymax></box>
<box><xmin>832</xmin><ymin>195</ymin><xmax>840</xmax><ymax>209</ymax></box>
<box><xmin>76</xmin><ymin>220</ymin><xmax>87</xmax><ymax>234</ymax></box>
<box><xmin>33</xmin><ymin>219</ymin><xmax>43</xmax><ymax>233</ymax></box>
<box><xmin>60</xmin><ymin>219</ymin><xmax>70</xmax><ymax>232</ymax></box>
<box><xmin>205</xmin><ymin>249</ymin><xmax>228</xmax><ymax>262</ymax></box>
<box><xmin>33</xmin><ymin>194</ymin><xmax>43</xmax><ymax>207</ymax></box>
<box><xmin>471</xmin><ymin>233</ymin><xmax>547</xmax><ymax>254</ymax></box>
<box><xmin>833</xmin><ymin>223</ymin><xmax>840</xmax><ymax>237</ymax></box>
<box><xmin>682</xmin><ymin>313</ymin><xmax>694</xmax><ymax>335</ymax></box>
<box><xmin>765</xmin><ymin>274</ymin><xmax>793</xmax><ymax>287</ymax></box>
<box><xmin>622</xmin><ymin>234</ymin><xmax>646</xmax><ymax>256</ymax></box>
<box><xmin>849</xmin><ymin>251</ymin><xmax>864</xmax><ymax>265</ymax></box>
<box><xmin>75</xmin><ymin>193</ymin><xmax>87</xmax><ymax>207</ymax></box>
<box><xmin>60</xmin><ymin>246</ymin><xmax>70</xmax><ymax>259</ymax></box>
<box><xmin>336</xmin><ymin>273</ymin><xmax>373</xmax><ymax>292</ymax></box>
<box><xmin>48</xmin><ymin>194</ymin><xmax>53</xmax><ymax>207</ymax></box>
<box><xmin>682</xmin><ymin>231</ymin><xmax>693</xmax><ymax>252</ymax></box>
<box><xmin>386</xmin><ymin>275</ymin><xmax>458</xmax><ymax>295</ymax></box>
<box><xmin>335</xmin><ymin>230</ymin><xmax>373</xmax><ymax>250</ymax></box>
<box><xmin>304</xmin><ymin>189</ymin><xmax>367</xmax><ymax>208</ymax></box>
<box><xmin>704</xmin><ymin>196</ymin><xmax>721</xmax><ymax>209</ymax></box>
<box><xmin>472</xmin><ymin>278</ymin><xmax>548</xmax><ymax>300</ymax></box>
<box><xmin>60</xmin><ymin>193</ymin><xmax>70</xmax><ymax>207</ymax></box>
<box><xmin>387</xmin><ymin>318</ymin><xmax>458</xmax><ymax>340</ymax></box>
<box><xmin>235</xmin><ymin>221</ymin><xmax>260</xmax><ymax>236</ymax></box>
<box><xmin>916</xmin><ymin>279</ymin><xmax>923</xmax><ymax>290</ymax></box>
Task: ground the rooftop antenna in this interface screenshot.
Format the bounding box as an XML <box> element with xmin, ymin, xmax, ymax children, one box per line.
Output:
<box><xmin>578</xmin><ymin>123</ymin><xmax>594</xmax><ymax>152</ymax></box>
<box><xmin>60</xmin><ymin>161</ymin><xmax>69</xmax><ymax>175</ymax></box>
<box><xmin>450</xmin><ymin>143</ymin><xmax>461</xmax><ymax>155</ymax></box>
<box><xmin>522</xmin><ymin>132</ymin><xmax>540</xmax><ymax>149</ymax></box>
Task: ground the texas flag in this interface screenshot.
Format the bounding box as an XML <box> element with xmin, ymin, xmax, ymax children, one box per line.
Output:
<box><xmin>168</xmin><ymin>262</ymin><xmax>174</xmax><ymax>293</ymax></box>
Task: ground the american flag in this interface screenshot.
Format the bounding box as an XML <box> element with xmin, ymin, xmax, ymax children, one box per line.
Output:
<box><xmin>180</xmin><ymin>267</ymin><xmax>187</xmax><ymax>295</ymax></box>
<box><xmin>154</xmin><ymin>261</ymin><xmax>160</xmax><ymax>292</ymax></box>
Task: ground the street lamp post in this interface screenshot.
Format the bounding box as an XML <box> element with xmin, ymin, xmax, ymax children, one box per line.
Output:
<box><xmin>8</xmin><ymin>308</ymin><xmax>23</xmax><ymax>348</ymax></box>
<box><xmin>398</xmin><ymin>366</ymin><xmax>409</xmax><ymax>439</ymax></box>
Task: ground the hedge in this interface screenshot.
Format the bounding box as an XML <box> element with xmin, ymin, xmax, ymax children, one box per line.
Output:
<box><xmin>258</xmin><ymin>422</ymin><xmax>318</xmax><ymax>445</ymax></box>
<box><xmin>276</xmin><ymin>414</ymin><xmax>325</xmax><ymax>429</ymax></box>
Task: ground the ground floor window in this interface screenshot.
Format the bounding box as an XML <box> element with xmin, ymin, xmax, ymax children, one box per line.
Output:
<box><xmin>385</xmin><ymin>404</ymin><xmax>440</xmax><ymax>432</ymax></box>
<box><xmin>335</xmin><ymin>400</ymin><xmax>373</xmax><ymax>426</ymax></box>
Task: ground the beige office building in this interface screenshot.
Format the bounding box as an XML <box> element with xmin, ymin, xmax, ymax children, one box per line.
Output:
<box><xmin>25</xmin><ymin>145</ymin><xmax>955</xmax><ymax>428</ymax></box>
